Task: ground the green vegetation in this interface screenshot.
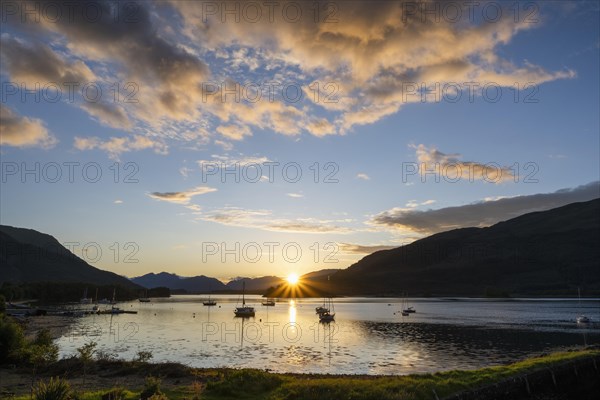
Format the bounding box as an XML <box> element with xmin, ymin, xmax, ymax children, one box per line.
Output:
<box><xmin>77</xmin><ymin>341</ymin><xmax>98</xmax><ymax>386</ymax></box>
<box><xmin>0</xmin><ymin>314</ymin><xmax>27</xmax><ymax>363</ymax></box>
<box><xmin>3</xmin><ymin>349</ymin><xmax>597</xmax><ymax>400</ymax></box>
<box><xmin>32</xmin><ymin>377</ymin><xmax>72</xmax><ymax>400</ymax></box>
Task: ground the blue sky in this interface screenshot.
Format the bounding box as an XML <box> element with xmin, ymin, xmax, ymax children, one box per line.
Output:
<box><xmin>1</xmin><ymin>1</ymin><xmax>599</xmax><ymax>281</ymax></box>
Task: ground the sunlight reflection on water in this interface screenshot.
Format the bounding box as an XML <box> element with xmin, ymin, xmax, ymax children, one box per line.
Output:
<box><xmin>56</xmin><ymin>296</ymin><xmax>600</xmax><ymax>374</ymax></box>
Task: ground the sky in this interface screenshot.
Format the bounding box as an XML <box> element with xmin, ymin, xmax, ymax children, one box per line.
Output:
<box><xmin>1</xmin><ymin>0</ymin><xmax>599</xmax><ymax>282</ymax></box>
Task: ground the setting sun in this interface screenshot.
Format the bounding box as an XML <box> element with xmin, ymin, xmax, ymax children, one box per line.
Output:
<box><xmin>286</xmin><ymin>273</ymin><xmax>299</xmax><ymax>285</ymax></box>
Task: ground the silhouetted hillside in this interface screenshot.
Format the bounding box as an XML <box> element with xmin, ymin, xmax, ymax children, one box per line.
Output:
<box><xmin>313</xmin><ymin>199</ymin><xmax>600</xmax><ymax>296</ymax></box>
<box><xmin>0</xmin><ymin>225</ymin><xmax>139</xmax><ymax>289</ymax></box>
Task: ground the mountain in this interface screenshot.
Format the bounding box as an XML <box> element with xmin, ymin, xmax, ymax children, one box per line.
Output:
<box><xmin>130</xmin><ymin>273</ymin><xmax>283</xmax><ymax>292</ymax></box>
<box><xmin>225</xmin><ymin>276</ymin><xmax>284</xmax><ymax>291</ymax></box>
<box><xmin>301</xmin><ymin>269</ymin><xmax>340</xmax><ymax>280</ymax></box>
<box><xmin>310</xmin><ymin>199</ymin><xmax>600</xmax><ymax>297</ymax></box>
<box><xmin>0</xmin><ymin>225</ymin><xmax>139</xmax><ymax>289</ymax></box>
<box><xmin>131</xmin><ymin>272</ymin><xmax>226</xmax><ymax>292</ymax></box>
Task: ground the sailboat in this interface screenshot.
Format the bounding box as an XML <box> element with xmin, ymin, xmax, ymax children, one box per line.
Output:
<box><xmin>80</xmin><ymin>287</ymin><xmax>92</xmax><ymax>304</ymax></box>
<box><xmin>402</xmin><ymin>293</ymin><xmax>416</xmax><ymax>314</ymax></box>
<box><xmin>139</xmin><ymin>289</ymin><xmax>151</xmax><ymax>303</ymax></box>
<box><xmin>319</xmin><ymin>297</ymin><xmax>335</xmax><ymax>322</ymax></box>
<box><xmin>576</xmin><ymin>287</ymin><xmax>591</xmax><ymax>324</ymax></box>
<box><xmin>203</xmin><ymin>294</ymin><xmax>217</xmax><ymax>306</ymax></box>
<box><xmin>315</xmin><ymin>297</ymin><xmax>329</xmax><ymax>314</ymax></box>
<box><xmin>97</xmin><ymin>289</ymin><xmax>137</xmax><ymax>315</ymax></box>
<box><xmin>92</xmin><ymin>288</ymin><xmax>100</xmax><ymax>312</ymax></box>
<box><xmin>234</xmin><ymin>281</ymin><xmax>255</xmax><ymax>317</ymax></box>
<box><xmin>262</xmin><ymin>298</ymin><xmax>276</xmax><ymax>306</ymax></box>
<box><xmin>203</xmin><ymin>284</ymin><xmax>217</xmax><ymax>306</ymax></box>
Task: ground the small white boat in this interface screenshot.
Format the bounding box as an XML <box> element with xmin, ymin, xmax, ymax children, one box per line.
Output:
<box><xmin>577</xmin><ymin>315</ymin><xmax>591</xmax><ymax>324</ymax></box>
<box><xmin>234</xmin><ymin>282</ymin><xmax>255</xmax><ymax>317</ymax></box>
<box><xmin>576</xmin><ymin>288</ymin><xmax>590</xmax><ymax>324</ymax></box>
<box><xmin>203</xmin><ymin>299</ymin><xmax>217</xmax><ymax>306</ymax></box>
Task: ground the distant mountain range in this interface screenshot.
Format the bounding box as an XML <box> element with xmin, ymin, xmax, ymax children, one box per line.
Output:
<box><xmin>3</xmin><ymin>199</ymin><xmax>598</xmax><ymax>297</ymax></box>
<box><xmin>0</xmin><ymin>225</ymin><xmax>139</xmax><ymax>289</ymax></box>
<box><xmin>130</xmin><ymin>272</ymin><xmax>285</xmax><ymax>293</ymax></box>
<box><xmin>294</xmin><ymin>199</ymin><xmax>600</xmax><ymax>297</ymax></box>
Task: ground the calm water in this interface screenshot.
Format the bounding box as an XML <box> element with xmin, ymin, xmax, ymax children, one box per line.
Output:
<box><xmin>56</xmin><ymin>296</ymin><xmax>600</xmax><ymax>375</ymax></box>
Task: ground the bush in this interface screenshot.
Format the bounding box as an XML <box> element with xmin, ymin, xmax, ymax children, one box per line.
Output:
<box><xmin>140</xmin><ymin>376</ymin><xmax>163</xmax><ymax>400</ymax></box>
<box><xmin>0</xmin><ymin>315</ymin><xmax>26</xmax><ymax>364</ymax></box>
<box><xmin>134</xmin><ymin>350</ymin><xmax>153</xmax><ymax>363</ymax></box>
<box><xmin>33</xmin><ymin>377</ymin><xmax>72</xmax><ymax>400</ymax></box>
<box><xmin>207</xmin><ymin>369</ymin><xmax>282</xmax><ymax>396</ymax></box>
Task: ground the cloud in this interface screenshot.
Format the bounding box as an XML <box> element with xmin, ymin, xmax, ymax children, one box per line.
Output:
<box><xmin>406</xmin><ymin>199</ymin><xmax>437</xmax><ymax>208</ymax></box>
<box><xmin>356</xmin><ymin>173</ymin><xmax>370</xmax><ymax>180</ymax></box>
<box><xmin>0</xmin><ymin>105</ymin><xmax>57</xmax><ymax>148</ymax></box>
<box><xmin>216</xmin><ymin>124</ymin><xmax>252</xmax><ymax>141</ymax></box>
<box><xmin>74</xmin><ymin>135</ymin><xmax>168</xmax><ymax>160</ymax></box>
<box><xmin>173</xmin><ymin>1</ymin><xmax>575</xmax><ymax>133</ymax></box>
<box><xmin>79</xmin><ymin>101</ymin><xmax>133</xmax><ymax>130</ymax></box>
<box><xmin>338</xmin><ymin>243</ymin><xmax>397</xmax><ymax>254</ymax></box>
<box><xmin>199</xmin><ymin>207</ymin><xmax>352</xmax><ymax>234</ymax></box>
<box><xmin>214</xmin><ymin>140</ymin><xmax>233</xmax><ymax>150</ymax></box>
<box><xmin>114</xmin><ymin>200</ymin><xmax>123</xmax><ymax>204</ymax></box>
<box><xmin>287</xmin><ymin>193</ymin><xmax>304</xmax><ymax>198</ymax></box>
<box><xmin>0</xmin><ymin>1</ymin><xmax>576</xmax><ymax>144</ymax></box>
<box><xmin>412</xmin><ymin>144</ymin><xmax>515</xmax><ymax>183</ymax></box>
<box><xmin>149</xmin><ymin>186</ymin><xmax>217</xmax><ymax>205</ymax></box>
<box><xmin>0</xmin><ymin>35</ymin><xmax>95</xmax><ymax>84</ymax></box>
<box><xmin>370</xmin><ymin>181</ymin><xmax>600</xmax><ymax>235</ymax></box>
<box><xmin>179</xmin><ymin>166</ymin><xmax>193</xmax><ymax>178</ymax></box>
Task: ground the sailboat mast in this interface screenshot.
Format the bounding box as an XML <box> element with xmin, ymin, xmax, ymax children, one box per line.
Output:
<box><xmin>242</xmin><ymin>281</ymin><xmax>246</xmax><ymax>306</ymax></box>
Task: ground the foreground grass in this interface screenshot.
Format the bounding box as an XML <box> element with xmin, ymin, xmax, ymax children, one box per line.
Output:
<box><xmin>5</xmin><ymin>349</ymin><xmax>598</xmax><ymax>400</ymax></box>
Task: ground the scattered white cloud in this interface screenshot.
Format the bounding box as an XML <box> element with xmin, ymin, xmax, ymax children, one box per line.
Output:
<box><xmin>199</xmin><ymin>207</ymin><xmax>352</xmax><ymax>234</ymax></box>
<box><xmin>412</xmin><ymin>144</ymin><xmax>515</xmax><ymax>183</ymax></box>
<box><xmin>149</xmin><ymin>186</ymin><xmax>217</xmax><ymax>205</ymax></box>
<box><xmin>287</xmin><ymin>193</ymin><xmax>304</xmax><ymax>198</ymax></box>
<box><xmin>338</xmin><ymin>243</ymin><xmax>396</xmax><ymax>254</ymax></box>
<box><xmin>214</xmin><ymin>140</ymin><xmax>233</xmax><ymax>150</ymax></box>
<box><xmin>114</xmin><ymin>200</ymin><xmax>123</xmax><ymax>204</ymax></box>
<box><xmin>74</xmin><ymin>135</ymin><xmax>168</xmax><ymax>160</ymax></box>
<box><xmin>179</xmin><ymin>166</ymin><xmax>193</xmax><ymax>178</ymax></box>
<box><xmin>356</xmin><ymin>173</ymin><xmax>370</xmax><ymax>180</ymax></box>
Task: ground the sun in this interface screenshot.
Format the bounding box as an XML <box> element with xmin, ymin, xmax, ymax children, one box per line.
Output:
<box><xmin>286</xmin><ymin>273</ymin><xmax>299</xmax><ymax>285</ymax></box>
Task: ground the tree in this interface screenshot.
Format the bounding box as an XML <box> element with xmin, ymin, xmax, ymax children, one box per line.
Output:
<box><xmin>25</xmin><ymin>329</ymin><xmax>59</xmax><ymax>397</ymax></box>
<box><xmin>77</xmin><ymin>341</ymin><xmax>97</xmax><ymax>386</ymax></box>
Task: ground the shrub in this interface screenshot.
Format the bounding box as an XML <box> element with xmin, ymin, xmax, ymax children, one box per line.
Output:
<box><xmin>0</xmin><ymin>315</ymin><xmax>26</xmax><ymax>364</ymax></box>
<box><xmin>140</xmin><ymin>376</ymin><xmax>163</xmax><ymax>400</ymax></box>
<box><xmin>33</xmin><ymin>377</ymin><xmax>72</xmax><ymax>400</ymax></box>
<box><xmin>134</xmin><ymin>350</ymin><xmax>153</xmax><ymax>363</ymax></box>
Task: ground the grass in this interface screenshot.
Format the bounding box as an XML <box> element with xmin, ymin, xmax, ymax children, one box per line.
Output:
<box><xmin>5</xmin><ymin>349</ymin><xmax>598</xmax><ymax>400</ymax></box>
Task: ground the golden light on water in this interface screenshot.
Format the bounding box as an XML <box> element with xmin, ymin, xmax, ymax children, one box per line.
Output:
<box><xmin>289</xmin><ymin>299</ymin><xmax>297</xmax><ymax>324</ymax></box>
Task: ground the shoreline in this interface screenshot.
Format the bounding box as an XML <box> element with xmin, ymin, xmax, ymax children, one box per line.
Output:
<box><xmin>20</xmin><ymin>315</ymin><xmax>77</xmax><ymax>341</ymax></box>
<box><xmin>1</xmin><ymin>349</ymin><xmax>598</xmax><ymax>399</ymax></box>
